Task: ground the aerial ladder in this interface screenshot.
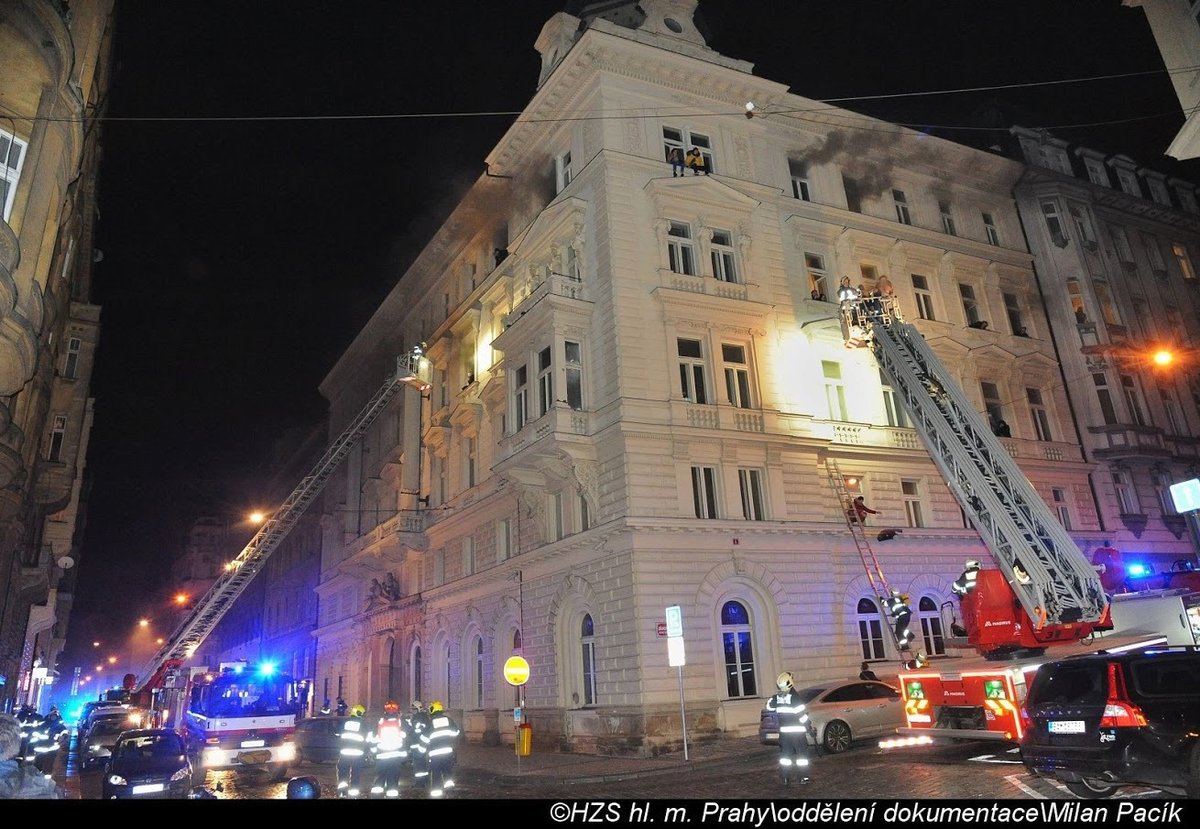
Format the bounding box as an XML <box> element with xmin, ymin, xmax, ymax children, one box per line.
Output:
<box><xmin>133</xmin><ymin>346</ymin><xmax>431</xmax><ymax>704</ymax></box>
<box><xmin>842</xmin><ymin>296</ymin><xmax>1108</xmax><ymax>648</ymax></box>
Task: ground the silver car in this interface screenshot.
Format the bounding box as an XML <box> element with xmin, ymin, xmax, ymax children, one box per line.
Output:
<box><xmin>81</xmin><ymin>717</ymin><xmax>131</xmax><ymax>770</ymax></box>
<box><xmin>758</xmin><ymin>679</ymin><xmax>903</xmax><ymax>754</ymax></box>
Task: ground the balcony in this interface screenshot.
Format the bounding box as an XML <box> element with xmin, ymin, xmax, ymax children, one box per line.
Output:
<box><xmin>509</xmin><ymin>271</ymin><xmax>587</xmax><ymax>323</ymax></box>
<box><xmin>500</xmin><ymin>405</ymin><xmax>590</xmax><ymax>457</ymax></box>
<box><xmin>341</xmin><ymin>511</ymin><xmax>429</xmax><ymax>576</ymax></box>
<box><xmin>1087</xmin><ymin>424</ymin><xmax>1172</xmax><ymax>461</ymax></box>
<box><xmin>658</xmin><ymin>269</ymin><xmax>747</xmax><ymax>302</ymax></box>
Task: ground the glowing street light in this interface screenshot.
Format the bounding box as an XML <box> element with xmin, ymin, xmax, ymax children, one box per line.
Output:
<box><xmin>1152</xmin><ymin>349</ymin><xmax>1174</xmax><ymax>367</ymax></box>
<box><xmin>138</xmin><ymin>619</ymin><xmax>149</xmax><ymax>628</ymax></box>
<box><xmin>248</xmin><ymin>511</ymin><xmax>266</xmax><ymax>525</ymax></box>
<box><xmin>107</xmin><ymin>656</ymin><xmax>117</xmax><ymax>665</ymax></box>
<box><xmin>174</xmin><ymin>593</ymin><xmax>189</xmax><ymax>606</ymax></box>
<box><xmin>92</xmin><ymin>641</ymin><xmax>100</xmax><ymax>648</ymax></box>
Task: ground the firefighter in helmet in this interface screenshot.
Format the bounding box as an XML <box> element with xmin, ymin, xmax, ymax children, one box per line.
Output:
<box><xmin>765</xmin><ymin>672</ymin><xmax>813</xmax><ymax>785</ymax></box>
<box><xmin>369</xmin><ymin>700</ymin><xmax>407</xmax><ymax>797</ymax></box>
<box><xmin>420</xmin><ymin>701</ymin><xmax>460</xmax><ymax>797</ymax></box>
<box><xmin>406</xmin><ymin>701</ymin><xmax>431</xmax><ymax>785</ymax></box>
<box><xmin>881</xmin><ymin>589</ymin><xmax>915</xmax><ymax>650</ymax></box>
<box><xmin>336</xmin><ymin>704</ymin><xmax>368</xmax><ymax>797</ymax></box>
<box><xmin>952</xmin><ymin>560</ymin><xmax>981</xmax><ymax>597</ymax></box>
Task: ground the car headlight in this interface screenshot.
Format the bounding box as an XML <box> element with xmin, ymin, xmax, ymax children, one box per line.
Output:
<box><xmin>107</xmin><ymin>774</ymin><xmax>128</xmax><ymax>786</ymax></box>
<box><xmin>278</xmin><ymin>743</ymin><xmax>296</xmax><ymax>761</ymax></box>
<box><xmin>170</xmin><ymin>767</ymin><xmax>190</xmax><ymax>782</ymax></box>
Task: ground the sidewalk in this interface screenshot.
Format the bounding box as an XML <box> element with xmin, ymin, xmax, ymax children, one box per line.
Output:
<box><xmin>458</xmin><ymin>734</ymin><xmax>774</xmax><ymax>786</ymax></box>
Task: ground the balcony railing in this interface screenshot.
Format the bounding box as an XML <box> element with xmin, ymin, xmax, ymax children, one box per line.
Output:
<box><xmin>659</xmin><ymin>269</ymin><xmax>748</xmax><ymax>301</ymax></box>
<box><xmin>511</xmin><ymin>271</ymin><xmax>587</xmax><ymax>320</ymax></box>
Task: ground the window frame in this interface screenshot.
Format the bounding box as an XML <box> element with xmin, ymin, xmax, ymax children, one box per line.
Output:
<box><xmin>1027</xmin><ymin>387</ymin><xmax>1053</xmax><ymax>442</ymax></box>
<box><xmin>959</xmin><ymin>283</ymin><xmax>982</xmax><ymax>326</ymax></box>
<box><xmin>677</xmin><ymin>337</ymin><xmax>710</xmax><ymax>404</ymax></box>
<box><xmin>939</xmin><ymin>201</ymin><xmax>956</xmax><ymax>236</ymax></box>
<box><xmin>1052</xmin><ymin>487</ymin><xmax>1073</xmax><ymax>531</ymax></box>
<box><xmin>720</xmin><ymin>600</ymin><xmax>758</xmax><ymax>699</ymax></box>
<box><xmin>901</xmin><ymin>479</ymin><xmax>924</xmax><ymax>528</ymax></box>
<box><xmin>709</xmin><ymin>228</ymin><xmax>739</xmax><ymax>283</ymax></box>
<box><xmin>822</xmin><ymin>360</ymin><xmax>848</xmax><ymax>421</ymax></box>
<box><xmin>580</xmin><ymin>614</ymin><xmax>598</xmax><ymax>706</ymax></box>
<box><xmin>513</xmin><ymin>363</ymin><xmax>529</xmax><ymax>431</ymax></box>
<box><xmin>662</xmin><ymin>126</ymin><xmax>714</xmax><ymax>173</ymax></box>
<box><xmin>789</xmin><ymin>158</ymin><xmax>811</xmax><ymax>201</ymax></box>
<box><xmin>917</xmin><ymin>596</ymin><xmax>946</xmax><ymax>656</ymax></box>
<box><xmin>0</xmin><ymin>128</ymin><xmax>28</xmax><ymax>222</ymax></box>
<box><xmin>737</xmin><ymin>467</ymin><xmax>766</xmax><ymax>521</ymax></box>
<box><xmin>805</xmin><ymin>252</ymin><xmax>828</xmax><ymax>299</ymax></box>
<box><xmin>47</xmin><ymin>414</ymin><xmax>67</xmax><ymax>462</ymax></box>
<box><xmin>537</xmin><ymin>345</ymin><xmax>553</xmax><ymax>417</ymax></box>
<box><xmin>982</xmin><ymin>212</ymin><xmax>1000</xmax><ymax>246</ymax></box>
<box><xmin>555</xmin><ymin>150</ymin><xmax>573</xmax><ymax>193</ymax></box>
<box><xmin>892</xmin><ymin>188</ymin><xmax>912</xmax><ymax>225</ymax></box>
<box><xmin>912</xmin><ymin>274</ymin><xmax>935</xmax><ymax>321</ymax></box>
<box><xmin>564</xmin><ymin>340</ymin><xmax>583</xmax><ymax>410</ymax></box>
<box><xmin>64</xmin><ymin>337</ymin><xmax>82</xmax><ymax>380</ymax></box>
<box><xmin>691</xmin><ymin>465</ymin><xmax>719</xmax><ymax>519</ymax></box>
<box><xmin>721</xmin><ymin>342</ymin><xmax>753</xmax><ymax>409</ymax></box>
<box><xmin>667</xmin><ymin>220</ymin><xmax>697</xmax><ymax>276</ymax></box>
<box><xmin>856</xmin><ymin>598</ymin><xmax>886</xmax><ymax>660</ymax></box>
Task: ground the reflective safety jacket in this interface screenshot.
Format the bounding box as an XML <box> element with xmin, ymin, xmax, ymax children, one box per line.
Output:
<box><xmin>765</xmin><ymin>690</ymin><xmax>812</xmax><ymax>735</ymax></box>
<box><xmin>420</xmin><ymin>713</ymin><xmax>461</xmax><ymax>758</ymax></box>
<box><xmin>339</xmin><ymin>717</ymin><xmax>367</xmax><ymax>757</ymax></box>
<box><xmin>371</xmin><ymin>716</ymin><xmax>407</xmax><ymax>760</ymax></box>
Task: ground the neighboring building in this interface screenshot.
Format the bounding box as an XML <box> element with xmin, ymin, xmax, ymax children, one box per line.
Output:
<box><xmin>0</xmin><ymin>1</ymin><xmax>113</xmax><ymax>711</ymax></box>
<box><xmin>313</xmin><ymin>1</ymin><xmax>1099</xmax><ymax>752</ymax></box>
<box><xmin>171</xmin><ymin>517</ymin><xmax>238</xmax><ymax>603</ymax></box>
<box><xmin>1011</xmin><ymin>126</ymin><xmax>1200</xmax><ymax>574</ymax></box>
<box><xmin>1123</xmin><ymin>0</ymin><xmax>1200</xmax><ymax>161</ymax></box>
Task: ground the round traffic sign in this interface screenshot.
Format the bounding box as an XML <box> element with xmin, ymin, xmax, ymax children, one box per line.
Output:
<box><xmin>503</xmin><ymin>655</ymin><xmax>530</xmax><ymax>686</ymax></box>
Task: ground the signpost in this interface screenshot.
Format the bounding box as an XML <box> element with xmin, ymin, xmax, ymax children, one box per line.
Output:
<box><xmin>665</xmin><ymin>604</ymin><xmax>689</xmax><ymax>760</ymax></box>
<box><xmin>503</xmin><ymin>655</ymin><xmax>531</xmax><ymax>772</ymax></box>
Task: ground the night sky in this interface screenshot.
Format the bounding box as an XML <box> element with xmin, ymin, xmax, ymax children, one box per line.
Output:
<box><xmin>63</xmin><ymin>0</ymin><xmax>1200</xmax><ymax>670</ymax></box>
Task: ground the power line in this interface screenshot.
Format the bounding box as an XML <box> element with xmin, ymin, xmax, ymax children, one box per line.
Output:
<box><xmin>4</xmin><ymin>65</ymin><xmax>1196</xmax><ymax>128</ymax></box>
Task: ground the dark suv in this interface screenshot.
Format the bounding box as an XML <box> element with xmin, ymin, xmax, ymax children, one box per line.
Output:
<box><xmin>1020</xmin><ymin>646</ymin><xmax>1200</xmax><ymax>798</ymax></box>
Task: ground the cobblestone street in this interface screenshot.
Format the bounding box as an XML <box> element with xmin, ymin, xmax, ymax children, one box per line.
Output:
<box><xmin>54</xmin><ymin>735</ymin><xmax>1183</xmax><ymax>801</ymax></box>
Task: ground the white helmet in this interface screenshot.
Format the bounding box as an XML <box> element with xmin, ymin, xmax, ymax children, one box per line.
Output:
<box><xmin>964</xmin><ymin>560</ymin><xmax>981</xmax><ymax>571</ymax></box>
<box><xmin>776</xmin><ymin>671</ymin><xmax>794</xmax><ymax>691</ymax></box>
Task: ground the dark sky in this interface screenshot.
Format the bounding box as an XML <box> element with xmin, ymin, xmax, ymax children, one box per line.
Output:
<box><xmin>64</xmin><ymin>0</ymin><xmax>1199</xmax><ymax>667</ymax></box>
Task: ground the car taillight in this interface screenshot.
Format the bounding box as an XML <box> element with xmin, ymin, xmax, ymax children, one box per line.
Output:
<box><xmin>1019</xmin><ymin>705</ymin><xmax>1031</xmax><ymax>730</ymax></box>
<box><xmin>1099</xmin><ymin>661</ymin><xmax>1147</xmax><ymax>728</ymax></box>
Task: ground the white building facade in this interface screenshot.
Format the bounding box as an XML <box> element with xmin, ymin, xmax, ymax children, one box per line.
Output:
<box><xmin>314</xmin><ymin>0</ymin><xmax>1099</xmax><ymax>753</ymax></box>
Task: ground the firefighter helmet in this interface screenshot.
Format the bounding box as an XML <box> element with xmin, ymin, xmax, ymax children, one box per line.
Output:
<box><xmin>383</xmin><ymin>700</ymin><xmax>400</xmax><ymax>714</ymax></box>
<box><xmin>776</xmin><ymin>672</ymin><xmax>794</xmax><ymax>691</ymax></box>
<box><xmin>429</xmin><ymin>700</ymin><xmax>444</xmax><ymax>713</ymax></box>
<box><xmin>286</xmin><ymin>775</ymin><xmax>321</xmax><ymax>799</ymax></box>
<box><xmin>964</xmin><ymin>559</ymin><xmax>981</xmax><ymax>571</ymax></box>
<box><xmin>411</xmin><ymin>700</ymin><xmax>424</xmax><ymax>712</ymax></box>
<box><xmin>350</xmin><ymin>704</ymin><xmax>366</xmax><ymax>717</ymax></box>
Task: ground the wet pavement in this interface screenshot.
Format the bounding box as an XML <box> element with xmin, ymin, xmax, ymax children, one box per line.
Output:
<box><xmin>50</xmin><ymin>732</ymin><xmax>1185</xmax><ymax>801</ymax></box>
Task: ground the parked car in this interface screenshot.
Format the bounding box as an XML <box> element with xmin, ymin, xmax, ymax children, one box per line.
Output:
<box><xmin>78</xmin><ymin>704</ymin><xmax>145</xmax><ymax>743</ymax></box>
<box><xmin>1020</xmin><ymin>645</ymin><xmax>1200</xmax><ymax>798</ymax></box>
<box><xmin>102</xmin><ymin>729</ymin><xmax>194</xmax><ymax>799</ymax></box>
<box><xmin>81</xmin><ymin>717</ymin><xmax>130</xmax><ymax>770</ymax></box>
<box><xmin>293</xmin><ymin>715</ymin><xmax>349</xmax><ymax>765</ymax></box>
<box><xmin>758</xmin><ymin>679</ymin><xmax>903</xmax><ymax>753</ymax></box>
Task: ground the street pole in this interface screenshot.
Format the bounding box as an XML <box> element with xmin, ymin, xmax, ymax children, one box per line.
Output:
<box><xmin>677</xmin><ymin>665</ymin><xmax>689</xmax><ymax>761</ymax></box>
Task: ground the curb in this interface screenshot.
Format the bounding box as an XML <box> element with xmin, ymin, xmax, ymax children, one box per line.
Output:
<box><xmin>476</xmin><ymin>745</ymin><xmax>777</xmax><ymax>787</ymax></box>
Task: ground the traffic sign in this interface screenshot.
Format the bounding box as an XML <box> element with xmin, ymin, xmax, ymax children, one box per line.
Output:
<box><xmin>665</xmin><ymin>605</ymin><xmax>683</xmax><ymax>638</ymax></box>
<box><xmin>503</xmin><ymin>655</ymin><xmax>530</xmax><ymax>686</ymax></box>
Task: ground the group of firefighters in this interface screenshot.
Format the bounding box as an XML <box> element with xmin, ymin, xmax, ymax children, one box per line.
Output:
<box><xmin>13</xmin><ymin>705</ymin><xmax>68</xmax><ymax>777</ymax></box>
<box><xmin>334</xmin><ymin>699</ymin><xmax>461</xmax><ymax>799</ymax></box>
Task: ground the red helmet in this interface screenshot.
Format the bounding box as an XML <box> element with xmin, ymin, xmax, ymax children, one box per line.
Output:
<box><xmin>383</xmin><ymin>700</ymin><xmax>400</xmax><ymax>714</ymax></box>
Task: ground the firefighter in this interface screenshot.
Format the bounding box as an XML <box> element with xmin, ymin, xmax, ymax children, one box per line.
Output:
<box><xmin>421</xmin><ymin>701</ymin><xmax>460</xmax><ymax>797</ymax></box>
<box><xmin>319</xmin><ymin>698</ymin><xmax>332</xmax><ymax>715</ymax></box>
<box><xmin>14</xmin><ymin>706</ymin><xmax>44</xmax><ymax>767</ymax></box>
<box><xmin>766</xmin><ymin>672</ymin><xmax>812</xmax><ymax>785</ymax></box>
<box><xmin>369</xmin><ymin>700</ymin><xmax>407</xmax><ymax>797</ymax></box>
<box><xmin>407</xmin><ymin>701</ymin><xmax>432</xmax><ymax>787</ymax></box>
<box><xmin>336</xmin><ymin>704</ymin><xmax>368</xmax><ymax>797</ymax></box>
<box><xmin>952</xmin><ymin>560</ymin><xmax>981</xmax><ymax>597</ymax></box>
<box><xmin>881</xmin><ymin>589</ymin><xmax>915</xmax><ymax>650</ymax></box>
<box><xmin>34</xmin><ymin>706</ymin><xmax>65</xmax><ymax>776</ymax></box>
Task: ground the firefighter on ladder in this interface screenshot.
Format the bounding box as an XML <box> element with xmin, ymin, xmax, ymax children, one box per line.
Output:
<box><xmin>368</xmin><ymin>700</ymin><xmax>407</xmax><ymax>797</ymax></box>
<box><xmin>766</xmin><ymin>672</ymin><xmax>813</xmax><ymax>785</ymax></box>
<box><xmin>336</xmin><ymin>704</ymin><xmax>368</xmax><ymax>797</ymax></box>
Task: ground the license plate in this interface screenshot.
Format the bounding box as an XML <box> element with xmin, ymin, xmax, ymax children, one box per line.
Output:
<box><xmin>1048</xmin><ymin>720</ymin><xmax>1085</xmax><ymax>734</ymax></box>
<box><xmin>131</xmin><ymin>783</ymin><xmax>165</xmax><ymax>795</ymax></box>
<box><xmin>240</xmin><ymin>739</ymin><xmax>266</xmax><ymax>748</ymax></box>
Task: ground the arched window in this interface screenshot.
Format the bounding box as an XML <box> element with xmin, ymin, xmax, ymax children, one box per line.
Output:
<box><xmin>443</xmin><ymin>642</ymin><xmax>452</xmax><ymax>705</ymax></box>
<box><xmin>720</xmin><ymin>600</ymin><xmax>757</xmax><ymax>698</ymax></box>
<box><xmin>468</xmin><ymin>636</ymin><xmax>483</xmax><ymax>709</ymax></box>
<box><xmin>580</xmin><ymin>614</ymin><xmax>597</xmax><ymax>706</ymax></box>
<box><xmin>918</xmin><ymin>596</ymin><xmax>946</xmax><ymax>656</ymax></box>
<box><xmin>411</xmin><ymin>645</ymin><xmax>422</xmax><ymax>703</ymax></box>
<box><xmin>857</xmin><ymin>598</ymin><xmax>885</xmax><ymax>660</ymax></box>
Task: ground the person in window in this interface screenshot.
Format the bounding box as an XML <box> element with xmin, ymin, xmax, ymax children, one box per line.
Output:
<box><xmin>810</xmin><ymin>289</ymin><xmax>825</xmax><ymax>302</ymax></box>
<box><xmin>848</xmin><ymin>495</ymin><xmax>879</xmax><ymax>525</ymax></box>
<box><xmin>1075</xmin><ymin>306</ymin><xmax>1088</xmax><ymax>324</ymax></box>
<box><xmin>667</xmin><ymin>147</ymin><xmax>684</xmax><ymax>177</ymax></box>
<box><xmin>766</xmin><ymin>672</ymin><xmax>813</xmax><ymax>785</ymax></box>
<box><xmin>876</xmin><ymin>274</ymin><xmax>895</xmax><ymax>298</ymax></box>
<box><xmin>685</xmin><ymin>147</ymin><xmax>708</xmax><ymax>175</ymax></box>
<box><xmin>992</xmin><ymin>419</ymin><xmax>1011</xmax><ymax>437</ymax></box>
<box><xmin>859</xmin><ymin>661</ymin><xmax>879</xmax><ymax>681</ymax></box>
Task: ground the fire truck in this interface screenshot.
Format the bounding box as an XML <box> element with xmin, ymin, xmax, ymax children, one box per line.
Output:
<box><xmin>839</xmin><ymin>296</ymin><xmax>1200</xmax><ymax>747</ymax></box>
<box><xmin>128</xmin><ymin>348</ymin><xmax>430</xmax><ymax>784</ymax></box>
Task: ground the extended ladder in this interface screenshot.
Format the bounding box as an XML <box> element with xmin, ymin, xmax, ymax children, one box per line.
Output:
<box><xmin>850</xmin><ymin>297</ymin><xmax>1107</xmax><ymax>628</ymax></box>
<box><xmin>136</xmin><ymin>348</ymin><xmax>430</xmax><ymax>687</ymax></box>
<box><xmin>826</xmin><ymin>458</ymin><xmax>915</xmax><ymax>654</ymax></box>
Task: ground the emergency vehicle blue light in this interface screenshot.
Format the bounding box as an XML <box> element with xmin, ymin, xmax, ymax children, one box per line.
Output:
<box><xmin>258</xmin><ymin>662</ymin><xmax>276</xmax><ymax>677</ymax></box>
<box><xmin>1126</xmin><ymin>563</ymin><xmax>1149</xmax><ymax>577</ymax></box>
